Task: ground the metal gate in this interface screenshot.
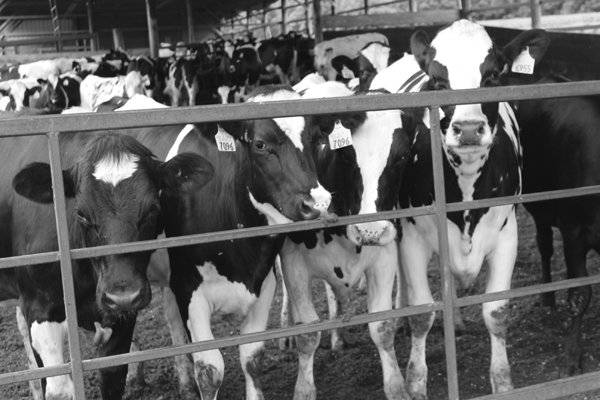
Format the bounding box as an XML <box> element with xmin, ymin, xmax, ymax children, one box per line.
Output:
<box><xmin>2</xmin><ymin>80</ymin><xmax>600</xmax><ymax>400</ymax></box>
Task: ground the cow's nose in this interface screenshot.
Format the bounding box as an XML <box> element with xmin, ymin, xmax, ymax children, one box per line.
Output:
<box><xmin>348</xmin><ymin>224</ymin><xmax>385</xmax><ymax>245</ymax></box>
<box><xmin>102</xmin><ymin>289</ymin><xmax>145</xmax><ymax>312</ymax></box>
<box><xmin>452</xmin><ymin>121</ymin><xmax>486</xmax><ymax>146</ymax></box>
<box><xmin>296</xmin><ymin>195</ymin><xmax>320</xmax><ymax>221</ymax></box>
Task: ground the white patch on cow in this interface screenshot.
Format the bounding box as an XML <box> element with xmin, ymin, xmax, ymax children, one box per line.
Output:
<box><xmin>293</xmin><ymin>73</ymin><xmax>326</xmax><ymax>94</ymax></box>
<box><xmin>224</xmin><ymin>41</ymin><xmax>235</xmax><ymax>59</ymax></box>
<box><xmin>369</xmin><ymin>53</ymin><xmax>426</xmax><ymax>94</ymax></box>
<box><xmin>360</xmin><ymin>42</ymin><xmax>391</xmax><ymax>73</ymax></box>
<box><xmin>30</xmin><ymin>320</ymin><xmax>74</xmax><ymax>398</ymax></box>
<box><xmin>190</xmin><ymin>262</ymin><xmax>257</xmax><ymax>316</ymax></box>
<box><xmin>9</xmin><ymin>81</ymin><xmax>27</xmax><ymax>111</ymax></box>
<box><xmin>165</xmin><ymin>124</ymin><xmax>194</xmax><ymax>161</ymax></box>
<box><xmin>93</xmin><ymin>152</ymin><xmax>139</xmax><ymax>186</ymax></box>
<box><xmin>310</xmin><ymin>184</ymin><xmax>332</xmax><ymax>214</ymax></box>
<box><xmin>217</xmin><ymin>85</ymin><xmax>231</xmax><ymax>104</ymax></box>
<box><xmin>301</xmin><ymin>81</ymin><xmax>354</xmax><ymax>100</ymax></box>
<box><xmin>81</xmin><ymin>75</ymin><xmax>126</xmax><ymax>110</ymax></box>
<box><xmin>115</xmin><ymin>93</ymin><xmax>167</xmax><ymax>111</ymax></box>
<box><xmin>354</xmin><ymin>108</ymin><xmax>401</xmax><ymax>215</ymax></box>
<box><xmin>248</xmin><ymin>191</ymin><xmax>293</xmax><ymax>225</ymax></box>
<box><xmin>0</xmin><ymin>96</ymin><xmax>10</xmax><ymax>111</ymax></box>
<box><xmin>247</xmin><ymin>89</ymin><xmax>305</xmax><ymax>150</ymax></box>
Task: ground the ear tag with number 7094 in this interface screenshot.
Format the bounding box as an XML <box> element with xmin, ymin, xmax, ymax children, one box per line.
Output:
<box><xmin>329</xmin><ymin>120</ymin><xmax>352</xmax><ymax>150</ymax></box>
<box><xmin>215</xmin><ymin>124</ymin><xmax>236</xmax><ymax>152</ymax></box>
<box><xmin>511</xmin><ymin>46</ymin><xmax>535</xmax><ymax>75</ymax></box>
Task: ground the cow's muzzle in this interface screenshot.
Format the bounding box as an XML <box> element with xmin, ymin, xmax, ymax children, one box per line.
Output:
<box><xmin>452</xmin><ymin>120</ymin><xmax>486</xmax><ymax>147</ymax></box>
<box><xmin>347</xmin><ymin>221</ymin><xmax>396</xmax><ymax>246</ymax></box>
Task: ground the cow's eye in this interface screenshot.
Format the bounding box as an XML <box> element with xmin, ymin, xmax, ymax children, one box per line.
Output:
<box><xmin>254</xmin><ymin>141</ymin><xmax>267</xmax><ymax>151</ymax></box>
<box><xmin>491</xmin><ymin>70</ymin><xmax>500</xmax><ymax>80</ymax></box>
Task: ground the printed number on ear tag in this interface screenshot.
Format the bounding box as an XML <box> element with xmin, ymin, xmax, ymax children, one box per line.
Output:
<box><xmin>511</xmin><ymin>46</ymin><xmax>535</xmax><ymax>75</ymax></box>
<box><xmin>329</xmin><ymin>120</ymin><xmax>352</xmax><ymax>150</ymax></box>
<box><xmin>215</xmin><ymin>125</ymin><xmax>236</xmax><ymax>152</ymax></box>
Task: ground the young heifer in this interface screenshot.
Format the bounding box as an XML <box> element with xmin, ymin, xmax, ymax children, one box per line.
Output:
<box><xmin>117</xmin><ymin>86</ymin><xmax>331</xmax><ymax>400</ymax></box>
<box><xmin>374</xmin><ymin>20</ymin><xmax>548</xmax><ymax>398</ymax></box>
<box><xmin>517</xmin><ymin>74</ymin><xmax>600</xmax><ymax>376</ymax></box>
<box><xmin>0</xmin><ymin>129</ymin><xmax>212</xmax><ymax>400</ymax></box>
<box><xmin>280</xmin><ymin>82</ymin><xmax>413</xmax><ymax>400</ymax></box>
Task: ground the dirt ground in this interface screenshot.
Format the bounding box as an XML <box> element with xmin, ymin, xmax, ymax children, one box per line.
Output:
<box><xmin>2</xmin><ymin>207</ymin><xmax>600</xmax><ymax>400</ymax></box>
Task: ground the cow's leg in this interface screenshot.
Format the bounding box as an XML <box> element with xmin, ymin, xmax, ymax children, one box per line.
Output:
<box><xmin>281</xmin><ymin>254</ymin><xmax>320</xmax><ymax>400</ymax></box>
<box><xmin>534</xmin><ymin>217</ymin><xmax>555</xmax><ymax>307</ymax></box>
<box><xmin>163</xmin><ymin>286</ymin><xmax>200</xmax><ymax>399</ymax></box>
<box><xmin>366</xmin><ymin>246</ymin><xmax>409</xmax><ymax>400</ymax></box>
<box><xmin>452</xmin><ymin>275</ymin><xmax>466</xmax><ymax>335</ymax></box>
<box><xmin>324</xmin><ymin>281</ymin><xmax>344</xmax><ymax>351</ymax></box>
<box><xmin>30</xmin><ymin>319</ymin><xmax>73</xmax><ymax>400</ymax></box>
<box><xmin>239</xmin><ymin>269</ymin><xmax>276</xmax><ymax>400</ymax></box>
<box><xmin>16</xmin><ymin>307</ymin><xmax>43</xmax><ymax>400</ymax></box>
<box><xmin>561</xmin><ymin>227</ymin><xmax>591</xmax><ymax>377</ymax></box>
<box><xmin>97</xmin><ymin>316</ymin><xmax>137</xmax><ymax>400</ymax></box>
<box><xmin>277</xmin><ymin>258</ymin><xmax>294</xmax><ymax>351</ymax></box>
<box><xmin>187</xmin><ymin>292</ymin><xmax>224</xmax><ymax>400</ymax></box>
<box><xmin>399</xmin><ymin>222</ymin><xmax>434</xmax><ymax>400</ymax></box>
<box><xmin>483</xmin><ymin>211</ymin><xmax>517</xmax><ymax>393</ymax></box>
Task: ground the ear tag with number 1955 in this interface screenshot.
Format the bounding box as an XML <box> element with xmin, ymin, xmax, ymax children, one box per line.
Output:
<box><xmin>215</xmin><ymin>124</ymin><xmax>236</xmax><ymax>152</ymax></box>
<box><xmin>511</xmin><ymin>46</ymin><xmax>535</xmax><ymax>75</ymax></box>
<box><xmin>329</xmin><ymin>120</ymin><xmax>352</xmax><ymax>150</ymax></box>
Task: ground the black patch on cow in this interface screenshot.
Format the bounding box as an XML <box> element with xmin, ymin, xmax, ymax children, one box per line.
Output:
<box><xmin>355</xmin><ymin>245</ymin><xmax>362</xmax><ymax>254</ymax></box>
<box><xmin>333</xmin><ymin>267</ymin><xmax>344</xmax><ymax>279</ymax></box>
<box><xmin>323</xmin><ymin>230</ymin><xmax>333</xmax><ymax>244</ymax></box>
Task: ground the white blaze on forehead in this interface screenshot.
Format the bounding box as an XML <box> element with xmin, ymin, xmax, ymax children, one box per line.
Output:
<box><xmin>431</xmin><ymin>20</ymin><xmax>493</xmax><ymax>90</ymax></box>
<box><xmin>360</xmin><ymin>43</ymin><xmax>391</xmax><ymax>73</ymax></box>
<box><xmin>354</xmin><ymin>109</ymin><xmax>402</xmax><ymax>215</ymax></box>
<box><xmin>247</xmin><ymin>89</ymin><xmax>305</xmax><ymax>150</ymax></box>
<box><xmin>217</xmin><ymin>85</ymin><xmax>231</xmax><ymax>104</ymax></box>
<box><xmin>93</xmin><ymin>152</ymin><xmax>140</xmax><ymax>186</ymax></box>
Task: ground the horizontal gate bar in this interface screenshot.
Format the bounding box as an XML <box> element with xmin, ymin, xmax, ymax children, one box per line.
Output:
<box><xmin>3</xmin><ymin>183</ymin><xmax>600</xmax><ymax>269</ymax></box>
<box><xmin>471</xmin><ymin>369</ymin><xmax>600</xmax><ymax>400</ymax></box>
<box><xmin>0</xmin><ymin>364</ymin><xmax>71</xmax><ymax>386</ymax></box>
<box><xmin>1</xmin><ymin>81</ymin><xmax>600</xmax><ymax>136</ymax></box>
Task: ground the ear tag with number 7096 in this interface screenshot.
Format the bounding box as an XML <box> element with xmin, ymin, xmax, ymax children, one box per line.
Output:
<box><xmin>511</xmin><ymin>46</ymin><xmax>535</xmax><ymax>75</ymax></box>
<box><xmin>329</xmin><ymin>120</ymin><xmax>352</xmax><ymax>150</ymax></box>
<box><xmin>215</xmin><ymin>124</ymin><xmax>236</xmax><ymax>152</ymax></box>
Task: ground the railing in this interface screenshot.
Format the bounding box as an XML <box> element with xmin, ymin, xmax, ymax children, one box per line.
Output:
<box><xmin>2</xmin><ymin>80</ymin><xmax>600</xmax><ymax>399</ymax></box>
<box><xmin>0</xmin><ymin>33</ymin><xmax>99</xmax><ymax>55</ymax></box>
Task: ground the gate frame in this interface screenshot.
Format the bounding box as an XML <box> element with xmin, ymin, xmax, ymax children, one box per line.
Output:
<box><xmin>1</xmin><ymin>80</ymin><xmax>600</xmax><ymax>400</ymax></box>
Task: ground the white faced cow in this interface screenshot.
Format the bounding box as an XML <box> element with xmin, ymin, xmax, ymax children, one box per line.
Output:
<box><xmin>279</xmin><ymin>81</ymin><xmax>413</xmax><ymax>399</ymax></box>
<box><xmin>369</xmin><ymin>20</ymin><xmax>549</xmax><ymax>398</ymax></box>
<box><xmin>0</xmin><ymin>125</ymin><xmax>213</xmax><ymax>400</ymax></box>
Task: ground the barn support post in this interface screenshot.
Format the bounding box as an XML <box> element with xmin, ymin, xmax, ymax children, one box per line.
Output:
<box><xmin>409</xmin><ymin>0</ymin><xmax>418</xmax><ymax>12</ymax></box>
<box><xmin>281</xmin><ymin>0</ymin><xmax>287</xmax><ymax>35</ymax></box>
<box><xmin>459</xmin><ymin>0</ymin><xmax>472</xmax><ymax>20</ymax></box>
<box><xmin>313</xmin><ymin>0</ymin><xmax>323</xmax><ymax>43</ymax></box>
<box><xmin>112</xmin><ymin>28</ymin><xmax>125</xmax><ymax>49</ymax></box>
<box><xmin>364</xmin><ymin>0</ymin><xmax>369</xmax><ymax>14</ymax></box>
<box><xmin>304</xmin><ymin>0</ymin><xmax>311</xmax><ymax>35</ymax></box>
<box><xmin>530</xmin><ymin>0</ymin><xmax>542</xmax><ymax>28</ymax></box>
<box><xmin>185</xmin><ymin>0</ymin><xmax>195</xmax><ymax>43</ymax></box>
<box><xmin>86</xmin><ymin>0</ymin><xmax>96</xmax><ymax>51</ymax></box>
<box><xmin>145</xmin><ymin>0</ymin><xmax>159</xmax><ymax>58</ymax></box>
<box><xmin>263</xmin><ymin>0</ymin><xmax>268</xmax><ymax>38</ymax></box>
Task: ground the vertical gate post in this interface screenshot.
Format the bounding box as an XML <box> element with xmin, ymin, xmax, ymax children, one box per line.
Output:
<box><xmin>313</xmin><ymin>0</ymin><xmax>323</xmax><ymax>44</ymax></box>
<box><xmin>86</xmin><ymin>0</ymin><xmax>96</xmax><ymax>51</ymax></box>
<box><xmin>48</xmin><ymin>132</ymin><xmax>87</xmax><ymax>400</ymax></box>
<box><xmin>530</xmin><ymin>0</ymin><xmax>542</xmax><ymax>28</ymax></box>
<box><xmin>145</xmin><ymin>0</ymin><xmax>159</xmax><ymax>58</ymax></box>
<box><xmin>304</xmin><ymin>0</ymin><xmax>311</xmax><ymax>35</ymax></box>
<box><xmin>185</xmin><ymin>0</ymin><xmax>195</xmax><ymax>43</ymax></box>
<box><xmin>428</xmin><ymin>107</ymin><xmax>460</xmax><ymax>400</ymax></box>
<box><xmin>364</xmin><ymin>0</ymin><xmax>369</xmax><ymax>14</ymax></box>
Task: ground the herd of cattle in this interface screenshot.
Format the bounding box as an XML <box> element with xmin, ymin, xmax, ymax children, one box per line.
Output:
<box><xmin>0</xmin><ymin>18</ymin><xmax>599</xmax><ymax>400</ymax></box>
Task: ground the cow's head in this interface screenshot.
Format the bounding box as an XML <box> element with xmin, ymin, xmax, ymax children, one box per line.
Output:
<box><xmin>127</xmin><ymin>56</ymin><xmax>156</xmax><ymax>98</ymax></box>
<box><xmin>13</xmin><ymin>133</ymin><xmax>214</xmax><ymax>319</ymax></box>
<box><xmin>304</xmin><ymin>82</ymin><xmax>411</xmax><ymax>246</ymax></box>
<box><xmin>35</xmin><ymin>73</ymin><xmax>82</xmax><ymax>111</ymax></box>
<box><xmin>8</xmin><ymin>81</ymin><xmax>42</xmax><ymax>111</ymax></box>
<box><xmin>219</xmin><ymin>85</ymin><xmax>331</xmax><ymax>223</ymax></box>
<box><xmin>411</xmin><ymin>19</ymin><xmax>548</xmax><ymax>163</ymax></box>
<box><xmin>357</xmin><ymin>42</ymin><xmax>391</xmax><ymax>92</ymax></box>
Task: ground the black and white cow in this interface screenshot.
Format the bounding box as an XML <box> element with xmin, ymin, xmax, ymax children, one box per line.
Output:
<box><xmin>163</xmin><ymin>56</ymin><xmax>199</xmax><ymax>107</ymax></box>
<box><xmin>280</xmin><ymin>81</ymin><xmax>413</xmax><ymax>399</ymax></box>
<box><xmin>30</xmin><ymin>73</ymin><xmax>82</xmax><ymax>112</ymax></box>
<box><xmin>107</xmin><ymin>86</ymin><xmax>332</xmax><ymax>399</ymax></box>
<box><xmin>80</xmin><ymin>71</ymin><xmax>147</xmax><ymax>111</ymax></box>
<box><xmin>369</xmin><ymin>20</ymin><xmax>549</xmax><ymax>398</ymax></box>
<box><xmin>0</xmin><ymin>125</ymin><xmax>213</xmax><ymax>399</ymax></box>
<box><xmin>517</xmin><ymin>73</ymin><xmax>600</xmax><ymax>377</ymax></box>
<box><xmin>217</xmin><ymin>44</ymin><xmax>262</xmax><ymax>104</ymax></box>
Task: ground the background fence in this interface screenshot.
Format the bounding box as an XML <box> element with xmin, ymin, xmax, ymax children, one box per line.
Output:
<box><xmin>2</xmin><ymin>80</ymin><xmax>600</xmax><ymax>399</ymax></box>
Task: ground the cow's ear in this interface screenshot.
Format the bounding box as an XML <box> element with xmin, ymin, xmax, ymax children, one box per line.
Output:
<box><xmin>410</xmin><ymin>30</ymin><xmax>431</xmax><ymax>72</ymax></box>
<box><xmin>12</xmin><ymin>162</ymin><xmax>76</xmax><ymax>204</ymax></box>
<box><xmin>159</xmin><ymin>153</ymin><xmax>214</xmax><ymax>194</ymax></box>
<box><xmin>502</xmin><ymin>29</ymin><xmax>550</xmax><ymax>66</ymax></box>
<box><xmin>37</xmin><ymin>78</ymin><xmax>47</xmax><ymax>85</ymax></box>
<box><xmin>217</xmin><ymin>121</ymin><xmax>244</xmax><ymax>140</ymax></box>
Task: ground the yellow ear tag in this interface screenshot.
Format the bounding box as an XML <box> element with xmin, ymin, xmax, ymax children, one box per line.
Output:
<box><xmin>215</xmin><ymin>124</ymin><xmax>236</xmax><ymax>152</ymax></box>
<box><xmin>511</xmin><ymin>46</ymin><xmax>535</xmax><ymax>75</ymax></box>
<box><xmin>329</xmin><ymin>120</ymin><xmax>353</xmax><ymax>150</ymax></box>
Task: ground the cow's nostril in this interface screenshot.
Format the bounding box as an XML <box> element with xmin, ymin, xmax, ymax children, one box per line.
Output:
<box><xmin>453</xmin><ymin>125</ymin><xmax>461</xmax><ymax>135</ymax></box>
<box><xmin>477</xmin><ymin>125</ymin><xmax>485</xmax><ymax>135</ymax></box>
